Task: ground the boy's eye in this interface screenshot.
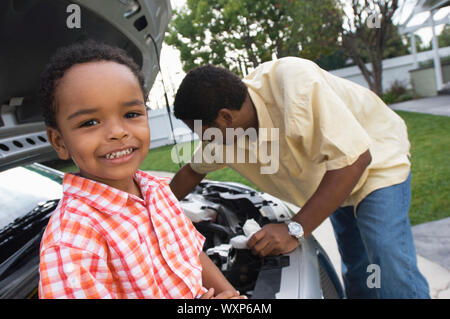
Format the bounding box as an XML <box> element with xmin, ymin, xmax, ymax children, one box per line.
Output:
<box><xmin>80</xmin><ymin>119</ymin><xmax>99</xmax><ymax>127</ymax></box>
<box><xmin>125</xmin><ymin>112</ymin><xmax>142</xmax><ymax>119</ymax></box>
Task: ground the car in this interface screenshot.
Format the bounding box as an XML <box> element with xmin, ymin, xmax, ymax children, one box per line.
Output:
<box><xmin>0</xmin><ymin>0</ymin><xmax>345</xmax><ymax>299</ymax></box>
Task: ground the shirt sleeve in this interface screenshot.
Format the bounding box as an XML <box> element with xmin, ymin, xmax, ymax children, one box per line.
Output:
<box><xmin>277</xmin><ymin>59</ymin><xmax>371</xmax><ymax>170</ymax></box>
<box><xmin>189</xmin><ymin>142</ymin><xmax>227</xmax><ymax>175</ymax></box>
<box><xmin>39</xmin><ymin>245</ymin><xmax>115</xmax><ymax>299</ymax></box>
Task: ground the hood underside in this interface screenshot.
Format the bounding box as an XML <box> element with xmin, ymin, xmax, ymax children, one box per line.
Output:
<box><xmin>0</xmin><ymin>0</ymin><xmax>171</xmax><ymax>171</ymax></box>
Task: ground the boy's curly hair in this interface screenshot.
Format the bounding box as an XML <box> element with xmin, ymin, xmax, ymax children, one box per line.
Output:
<box><xmin>39</xmin><ymin>40</ymin><xmax>147</xmax><ymax>128</ymax></box>
<box><xmin>173</xmin><ymin>65</ymin><xmax>247</xmax><ymax>125</ymax></box>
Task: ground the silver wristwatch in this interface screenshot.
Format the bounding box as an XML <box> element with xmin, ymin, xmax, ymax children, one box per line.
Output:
<box><xmin>285</xmin><ymin>220</ymin><xmax>304</xmax><ymax>241</ymax></box>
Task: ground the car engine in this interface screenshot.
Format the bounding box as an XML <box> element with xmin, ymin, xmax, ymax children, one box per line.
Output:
<box><xmin>179</xmin><ymin>180</ymin><xmax>294</xmax><ymax>298</ymax></box>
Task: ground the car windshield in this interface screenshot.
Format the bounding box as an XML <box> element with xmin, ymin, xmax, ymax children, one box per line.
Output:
<box><xmin>0</xmin><ymin>166</ymin><xmax>62</xmax><ymax>230</ymax></box>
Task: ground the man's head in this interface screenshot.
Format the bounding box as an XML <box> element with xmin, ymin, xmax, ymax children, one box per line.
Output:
<box><xmin>174</xmin><ymin>65</ymin><xmax>257</xmax><ymax>143</ymax></box>
<box><xmin>40</xmin><ymin>40</ymin><xmax>150</xmax><ymax>186</ymax></box>
<box><xmin>174</xmin><ymin>65</ymin><xmax>247</xmax><ymax>124</ymax></box>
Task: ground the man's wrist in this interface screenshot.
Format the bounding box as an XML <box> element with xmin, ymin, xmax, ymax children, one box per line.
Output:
<box><xmin>285</xmin><ymin>220</ymin><xmax>304</xmax><ymax>241</ymax></box>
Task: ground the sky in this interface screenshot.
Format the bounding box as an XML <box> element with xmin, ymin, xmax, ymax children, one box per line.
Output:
<box><xmin>147</xmin><ymin>0</ymin><xmax>187</xmax><ymax>109</ymax></box>
<box><xmin>147</xmin><ymin>0</ymin><xmax>450</xmax><ymax>109</ymax></box>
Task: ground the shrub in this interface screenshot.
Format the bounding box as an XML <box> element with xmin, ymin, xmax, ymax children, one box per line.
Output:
<box><xmin>382</xmin><ymin>80</ymin><xmax>414</xmax><ymax>104</ymax></box>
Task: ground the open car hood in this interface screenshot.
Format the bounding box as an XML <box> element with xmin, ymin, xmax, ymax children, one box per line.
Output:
<box><xmin>0</xmin><ymin>0</ymin><xmax>171</xmax><ymax>171</ymax></box>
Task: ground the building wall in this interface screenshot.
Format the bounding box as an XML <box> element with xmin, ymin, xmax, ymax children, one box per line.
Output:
<box><xmin>410</xmin><ymin>63</ymin><xmax>450</xmax><ymax>96</ymax></box>
<box><xmin>330</xmin><ymin>46</ymin><xmax>450</xmax><ymax>93</ymax></box>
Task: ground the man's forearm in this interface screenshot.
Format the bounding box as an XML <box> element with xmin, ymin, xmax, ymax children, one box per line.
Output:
<box><xmin>169</xmin><ymin>164</ymin><xmax>206</xmax><ymax>200</ymax></box>
<box><xmin>293</xmin><ymin>149</ymin><xmax>372</xmax><ymax>237</ymax></box>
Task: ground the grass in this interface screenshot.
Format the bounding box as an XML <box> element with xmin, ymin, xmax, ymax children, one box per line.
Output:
<box><xmin>51</xmin><ymin>111</ymin><xmax>449</xmax><ymax>226</ymax></box>
<box><xmin>396</xmin><ymin>111</ymin><xmax>450</xmax><ymax>225</ymax></box>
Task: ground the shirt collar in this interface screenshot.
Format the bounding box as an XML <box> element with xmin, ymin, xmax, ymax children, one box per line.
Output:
<box><xmin>62</xmin><ymin>170</ymin><xmax>150</xmax><ymax>215</ymax></box>
<box><xmin>247</xmin><ymin>88</ymin><xmax>276</xmax><ymax>142</ymax></box>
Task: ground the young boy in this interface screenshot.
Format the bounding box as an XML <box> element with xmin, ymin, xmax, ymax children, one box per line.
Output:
<box><xmin>38</xmin><ymin>40</ymin><xmax>243</xmax><ymax>299</ymax></box>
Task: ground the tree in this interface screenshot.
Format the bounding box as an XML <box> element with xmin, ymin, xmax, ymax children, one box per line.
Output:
<box><xmin>438</xmin><ymin>24</ymin><xmax>450</xmax><ymax>48</ymax></box>
<box><xmin>316</xmin><ymin>23</ymin><xmax>411</xmax><ymax>72</ymax></box>
<box><xmin>315</xmin><ymin>48</ymin><xmax>349</xmax><ymax>71</ymax></box>
<box><xmin>341</xmin><ymin>0</ymin><xmax>400</xmax><ymax>96</ymax></box>
<box><xmin>166</xmin><ymin>0</ymin><xmax>343</xmax><ymax>75</ymax></box>
<box><xmin>383</xmin><ymin>25</ymin><xmax>409</xmax><ymax>59</ymax></box>
<box><xmin>406</xmin><ymin>33</ymin><xmax>429</xmax><ymax>53</ymax></box>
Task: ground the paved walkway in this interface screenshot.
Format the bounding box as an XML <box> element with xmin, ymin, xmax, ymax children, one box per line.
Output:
<box><xmin>314</xmin><ymin>218</ymin><xmax>450</xmax><ymax>299</ymax></box>
<box><xmin>390</xmin><ymin>95</ymin><xmax>450</xmax><ymax>117</ymax></box>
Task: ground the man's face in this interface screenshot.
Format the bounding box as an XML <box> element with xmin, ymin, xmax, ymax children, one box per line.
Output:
<box><xmin>48</xmin><ymin>61</ymin><xmax>150</xmax><ymax>186</ymax></box>
<box><xmin>183</xmin><ymin>119</ymin><xmax>228</xmax><ymax>144</ymax></box>
<box><xmin>182</xmin><ymin>93</ymin><xmax>259</xmax><ymax>146</ymax></box>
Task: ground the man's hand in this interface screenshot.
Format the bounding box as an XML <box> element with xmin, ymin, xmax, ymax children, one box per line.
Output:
<box><xmin>246</xmin><ymin>223</ymin><xmax>299</xmax><ymax>257</ymax></box>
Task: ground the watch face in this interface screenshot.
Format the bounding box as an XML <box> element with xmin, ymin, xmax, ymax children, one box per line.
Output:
<box><xmin>288</xmin><ymin>222</ymin><xmax>303</xmax><ymax>237</ymax></box>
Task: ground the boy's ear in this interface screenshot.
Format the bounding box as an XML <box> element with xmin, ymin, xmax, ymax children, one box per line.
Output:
<box><xmin>46</xmin><ymin>127</ymin><xmax>70</xmax><ymax>160</ymax></box>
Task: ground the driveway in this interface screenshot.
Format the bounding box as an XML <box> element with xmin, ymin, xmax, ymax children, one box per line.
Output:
<box><xmin>314</xmin><ymin>217</ymin><xmax>450</xmax><ymax>299</ymax></box>
<box><xmin>390</xmin><ymin>95</ymin><xmax>450</xmax><ymax>117</ymax></box>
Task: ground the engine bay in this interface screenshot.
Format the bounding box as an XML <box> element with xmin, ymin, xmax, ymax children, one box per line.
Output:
<box><xmin>179</xmin><ymin>181</ymin><xmax>294</xmax><ymax>297</ymax></box>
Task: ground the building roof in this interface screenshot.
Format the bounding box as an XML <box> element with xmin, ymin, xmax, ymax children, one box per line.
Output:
<box><xmin>399</xmin><ymin>0</ymin><xmax>450</xmax><ymax>34</ymax></box>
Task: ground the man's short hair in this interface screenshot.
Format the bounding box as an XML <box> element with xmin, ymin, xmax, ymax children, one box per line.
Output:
<box><xmin>174</xmin><ymin>65</ymin><xmax>247</xmax><ymax>124</ymax></box>
<box><xmin>39</xmin><ymin>39</ymin><xmax>146</xmax><ymax>128</ymax></box>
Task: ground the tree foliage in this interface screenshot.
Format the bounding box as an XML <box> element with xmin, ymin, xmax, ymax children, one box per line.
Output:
<box><xmin>383</xmin><ymin>25</ymin><xmax>409</xmax><ymax>59</ymax></box>
<box><xmin>166</xmin><ymin>0</ymin><xmax>343</xmax><ymax>75</ymax></box>
<box><xmin>340</xmin><ymin>0</ymin><xmax>400</xmax><ymax>96</ymax></box>
<box><xmin>438</xmin><ymin>24</ymin><xmax>450</xmax><ymax>48</ymax></box>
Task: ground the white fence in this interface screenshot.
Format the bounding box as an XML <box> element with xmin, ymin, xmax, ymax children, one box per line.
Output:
<box><xmin>147</xmin><ymin>106</ymin><xmax>196</xmax><ymax>149</ymax></box>
<box><xmin>330</xmin><ymin>46</ymin><xmax>450</xmax><ymax>92</ymax></box>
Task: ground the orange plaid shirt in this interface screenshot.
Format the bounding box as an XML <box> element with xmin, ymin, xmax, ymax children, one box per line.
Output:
<box><xmin>38</xmin><ymin>170</ymin><xmax>206</xmax><ymax>299</ymax></box>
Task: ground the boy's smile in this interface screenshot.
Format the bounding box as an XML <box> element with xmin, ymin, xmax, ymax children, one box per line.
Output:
<box><xmin>46</xmin><ymin>61</ymin><xmax>150</xmax><ymax>195</ymax></box>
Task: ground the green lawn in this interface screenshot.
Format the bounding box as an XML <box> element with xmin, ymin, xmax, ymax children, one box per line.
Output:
<box><xmin>396</xmin><ymin>111</ymin><xmax>449</xmax><ymax>225</ymax></box>
<box><xmin>53</xmin><ymin>111</ymin><xmax>449</xmax><ymax>226</ymax></box>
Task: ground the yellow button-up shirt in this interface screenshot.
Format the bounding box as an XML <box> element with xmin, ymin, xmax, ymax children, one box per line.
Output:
<box><xmin>189</xmin><ymin>57</ymin><xmax>411</xmax><ymax>210</ymax></box>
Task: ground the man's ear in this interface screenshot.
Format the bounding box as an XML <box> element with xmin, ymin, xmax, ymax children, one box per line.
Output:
<box><xmin>216</xmin><ymin>108</ymin><xmax>235</xmax><ymax>127</ymax></box>
<box><xmin>46</xmin><ymin>127</ymin><xmax>70</xmax><ymax>160</ymax></box>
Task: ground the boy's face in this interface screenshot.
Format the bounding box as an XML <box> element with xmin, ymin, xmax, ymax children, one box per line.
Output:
<box><xmin>47</xmin><ymin>61</ymin><xmax>150</xmax><ymax>187</ymax></box>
